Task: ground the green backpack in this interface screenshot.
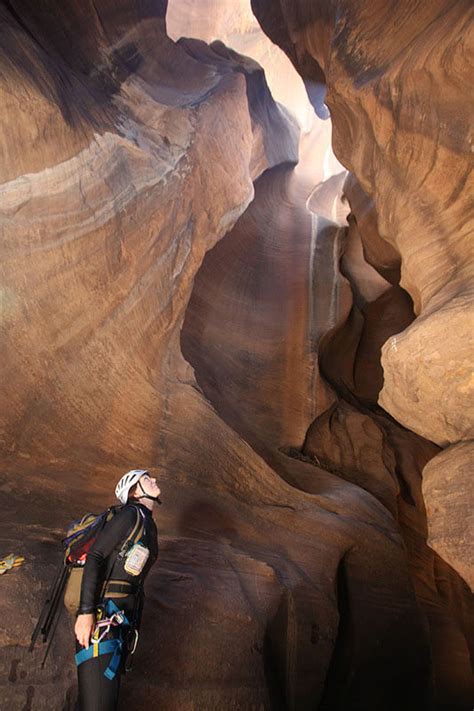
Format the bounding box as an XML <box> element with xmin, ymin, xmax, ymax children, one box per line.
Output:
<box><xmin>62</xmin><ymin>505</ymin><xmax>145</xmax><ymax>615</ymax></box>
<box><xmin>30</xmin><ymin>504</ymin><xmax>145</xmax><ymax>666</ymax></box>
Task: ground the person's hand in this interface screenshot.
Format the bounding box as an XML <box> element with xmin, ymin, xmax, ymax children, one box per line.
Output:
<box><xmin>75</xmin><ymin>613</ymin><xmax>95</xmax><ymax>649</ymax></box>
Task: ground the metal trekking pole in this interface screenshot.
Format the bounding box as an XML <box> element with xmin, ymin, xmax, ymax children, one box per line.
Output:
<box><xmin>40</xmin><ymin>564</ymin><xmax>68</xmax><ymax>643</ymax></box>
<box><xmin>29</xmin><ymin>558</ymin><xmax>66</xmax><ymax>652</ymax></box>
<box><xmin>41</xmin><ymin>592</ymin><xmax>65</xmax><ymax>668</ymax></box>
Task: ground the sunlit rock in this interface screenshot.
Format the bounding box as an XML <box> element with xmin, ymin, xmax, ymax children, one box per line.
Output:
<box><xmin>251</xmin><ymin>0</ymin><xmax>474</xmax><ymax>447</ymax></box>
<box><xmin>423</xmin><ymin>441</ymin><xmax>474</xmax><ymax>591</ymax></box>
<box><xmin>1</xmin><ymin>1</ymin><xmax>472</xmax><ymax>709</ymax></box>
<box><xmin>252</xmin><ymin>0</ymin><xmax>474</xmax><ymax>644</ymax></box>
<box><xmin>182</xmin><ymin>163</ymin><xmax>434</xmax><ymax>710</ymax></box>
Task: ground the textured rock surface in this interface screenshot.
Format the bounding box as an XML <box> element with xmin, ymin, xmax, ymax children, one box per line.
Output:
<box><xmin>0</xmin><ymin>2</ymin><xmax>297</xmax><ymax>467</ymax></box>
<box><xmin>423</xmin><ymin>442</ymin><xmax>474</xmax><ymax>591</ymax></box>
<box><xmin>167</xmin><ymin>0</ymin><xmax>345</xmax><ymax>192</ymax></box>
<box><xmin>252</xmin><ymin>0</ymin><xmax>474</xmax><ymax>636</ymax></box>
<box><xmin>1</xmin><ymin>1</ymin><xmax>473</xmax><ymax>710</ymax></box>
<box><xmin>0</xmin><ymin>4</ymin><xmax>314</xmax><ymax>709</ymax></box>
<box><xmin>252</xmin><ymin>0</ymin><xmax>473</xmax><ymax>444</ymax></box>
<box><xmin>182</xmin><ymin>158</ymin><xmax>473</xmax><ymax>708</ymax></box>
<box><xmin>167</xmin><ymin>0</ymin><xmax>314</xmax><ymax>129</ymax></box>
<box><xmin>304</xmin><ymin>400</ymin><xmax>399</xmax><ymax>514</ymax></box>
<box><xmin>0</xmin><ymin>3</ymin><xmax>430</xmax><ymax>711</ymax></box>
<box><xmin>380</xmin><ymin>305</ymin><xmax>473</xmax><ymax>446</ymax></box>
<box><xmin>181</xmin><ymin>163</ymin><xmax>438</xmax><ymax>711</ymax></box>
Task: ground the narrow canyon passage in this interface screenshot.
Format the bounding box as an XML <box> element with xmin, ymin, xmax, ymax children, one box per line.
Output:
<box><xmin>0</xmin><ymin>1</ymin><xmax>472</xmax><ymax>710</ymax></box>
<box><xmin>181</xmin><ymin>142</ymin><xmax>473</xmax><ymax>710</ymax></box>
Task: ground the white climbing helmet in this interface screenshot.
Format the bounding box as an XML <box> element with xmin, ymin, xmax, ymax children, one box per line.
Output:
<box><xmin>115</xmin><ymin>469</ymin><xmax>149</xmax><ymax>505</ymax></box>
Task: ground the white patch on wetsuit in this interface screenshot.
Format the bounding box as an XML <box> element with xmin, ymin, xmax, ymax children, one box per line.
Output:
<box><xmin>124</xmin><ymin>543</ymin><xmax>149</xmax><ymax>576</ymax></box>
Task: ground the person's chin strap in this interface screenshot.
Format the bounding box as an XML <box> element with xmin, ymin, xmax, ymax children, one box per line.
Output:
<box><xmin>137</xmin><ymin>479</ymin><xmax>162</xmax><ymax>505</ymax></box>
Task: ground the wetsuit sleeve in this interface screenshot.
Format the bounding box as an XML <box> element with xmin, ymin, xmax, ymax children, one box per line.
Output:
<box><xmin>78</xmin><ymin>507</ymin><xmax>138</xmax><ymax>615</ymax></box>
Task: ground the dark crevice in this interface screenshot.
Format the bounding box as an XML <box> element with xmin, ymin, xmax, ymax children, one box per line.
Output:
<box><xmin>319</xmin><ymin>554</ymin><xmax>353</xmax><ymax>711</ymax></box>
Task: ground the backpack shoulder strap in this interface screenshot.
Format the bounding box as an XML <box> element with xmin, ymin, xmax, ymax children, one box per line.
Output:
<box><xmin>100</xmin><ymin>505</ymin><xmax>146</xmax><ymax>598</ymax></box>
<box><xmin>125</xmin><ymin>505</ymin><xmax>145</xmax><ymax>547</ymax></box>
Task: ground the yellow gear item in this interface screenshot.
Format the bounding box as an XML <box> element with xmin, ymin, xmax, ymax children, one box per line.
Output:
<box><xmin>0</xmin><ymin>554</ymin><xmax>25</xmax><ymax>575</ymax></box>
<box><xmin>91</xmin><ymin>607</ymin><xmax>105</xmax><ymax>642</ymax></box>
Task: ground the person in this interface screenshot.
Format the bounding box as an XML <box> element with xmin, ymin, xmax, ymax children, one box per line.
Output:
<box><xmin>74</xmin><ymin>469</ymin><xmax>160</xmax><ymax>711</ymax></box>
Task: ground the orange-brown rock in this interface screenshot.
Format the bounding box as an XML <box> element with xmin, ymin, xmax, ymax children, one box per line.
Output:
<box><xmin>167</xmin><ymin>0</ymin><xmax>315</xmax><ymax>130</ymax></box>
<box><xmin>0</xmin><ymin>3</ymin><xmax>298</xmax><ymax>468</ymax></box>
<box><xmin>252</xmin><ymin>0</ymin><xmax>474</xmax><ymax>653</ymax></box>
<box><xmin>182</xmin><ymin>157</ymin><xmax>474</xmax><ymax>708</ymax></box>
<box><xmin>1</xmin><ymin>2</ymin><xmax>473</xmax><ymax>710</ymax></box>
<box><xmin>251</xmin><ymin>0</ymin><xmax>473</xmax><ymax>444</ymax></box>
<box><xmin>0</xmin><ymin>3</ymin><xmax>432</xmax><ymax>711</ymax></box>
<box><xmin>343</xmin><ymin>174</ymin><xmax>401</xmax><ymax>287</ymax></box>
<box><xmin>423</xmin><ymin>441</ymin><xmax>474</xmax><ymax>591</ymax></box>
<box><xmin>167</xmin><ymin>0</ymin><xmax>346</xmax><ymax>191</ymax></box>
<box><xmin>181</xmin><ymin>162</ymin><xmax>442</xmax><ymax>710</ymax></box>
<box><xmin>303</xmin><ymin>400</ymin><xmax>399</xmax><ymax>514</ymax></box>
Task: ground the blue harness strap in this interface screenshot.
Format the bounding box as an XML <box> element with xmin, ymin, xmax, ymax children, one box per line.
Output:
<box><xmin>75</xmin><ymin>638</ymin><xmax>122</xmax><ymax>679</ymax></box>
<box><xmin>75</xmin><ymin>601</ymin><xmax>130</xmax><ymax>680</ymax></box>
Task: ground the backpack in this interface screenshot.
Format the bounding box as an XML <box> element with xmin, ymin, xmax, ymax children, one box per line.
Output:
<box><xmin>30</xmin><ymin>504</ymin><xmax>146</xmax><ymax>664</ymax></box>
<box><xmin>62</xmin><ymin>505</ymin><xmax>144</xmax><ymax>616</ymax></box>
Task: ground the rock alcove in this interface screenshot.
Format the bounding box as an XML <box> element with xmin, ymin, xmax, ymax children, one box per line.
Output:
<box><xmin>0</xmin><ymin>1</ymin><xmax>472</xmax><ymax>710</ymax></box>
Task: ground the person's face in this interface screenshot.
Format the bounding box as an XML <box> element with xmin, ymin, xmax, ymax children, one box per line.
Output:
<box><xmin>138</xmin><ymin>473</ymin><xmax>160</xmax><ymax>498</ymax></box>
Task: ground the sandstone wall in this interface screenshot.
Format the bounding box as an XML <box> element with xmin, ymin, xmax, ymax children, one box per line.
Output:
<box><xmin>252</xmin><ymin>0</ymin><xmax>474</xmax><ymax>600</ymax></box>
<box><xmin>0</xmin><ymin>1</ymin><xmax>472</xmax><ymax>709</ymax></box>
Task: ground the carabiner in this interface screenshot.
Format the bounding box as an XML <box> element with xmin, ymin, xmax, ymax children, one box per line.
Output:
<box><xmin>128</xmin><ymin>629</ymin><xmax>139</xmax><ymax>655</ymax></box>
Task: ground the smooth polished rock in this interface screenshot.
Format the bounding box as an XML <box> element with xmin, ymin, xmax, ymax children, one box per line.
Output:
<box><xmin>0</xmin><ymin>4</ymin><xmax>307</xmax><ymax>709</ymax></box>
<box><xmin>423</xmin><ymin>441</ymin><xmax>474</xmax><ymax>591</ymax></box>
<box><xmin>251</xmin><ymin>0</ymin><xmax>474</xmax><ymax>446</ymax></box>
<box><xmin>252</xmin><ymin>0</ymin><xmax>474</xmax><ymax>650</ymax></box>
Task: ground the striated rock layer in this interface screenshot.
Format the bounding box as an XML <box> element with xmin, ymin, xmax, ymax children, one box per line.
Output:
<box><xmin>0</xmin><ymin>3</ymin><xmax>314</xmax><ymax>709</ymax></box>
<box><xmin>182</xmin><ymin>162</ymin><xmax>474</xmax><ymax>710</ymax></box>
<box><xmin>167</xmin><ymin>0</ymin><xmax>314</xmax><ymax>130</ymax></box>
<box><xmin>167</xmin><ymin>0</ymin><xmax>345</xmax><ymax>191</ymax></box>
<box><xmin>0</xmin><ymin>2</ymin><xmax>472</xmax><ymax>711</ymax></box>
<box><xmin>0</xmin><ymin>0</ymin><xmax>297</xmax><ymax>465</ymax></box>
<box><xmin>252</xmin><ymin>0</ymin><xmax>474</xmax><ymax>617</ymax></box>
<box><xmin>0</xmin><ymin>3</ymin><xmax>431</xmax><ymax>711</ymax></box>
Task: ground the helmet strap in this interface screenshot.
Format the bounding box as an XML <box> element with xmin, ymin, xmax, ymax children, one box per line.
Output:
<box><xmin>136</xmin><ymin>479</ymin><xmax>162</xmax><ymax>505</ymax></box>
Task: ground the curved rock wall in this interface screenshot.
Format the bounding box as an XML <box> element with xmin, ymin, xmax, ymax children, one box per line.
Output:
<box><xmin>0</xmin><ymin>1</ymin><xmax>298</xmax><ymax>468</ymax></box>
<box><xmin>0</xmin><ymin>1</ymin><xmax>472</xmax><ymax>709</ymax></box>
<box><xmin>0</xmin><ymin>4</ymin><xmax>318</xmax><ymax>709</ymax></box>
<box><xmin>181</xmin><ymin>163</ymin><xmax>436</xmax><ymax>710</ymax></box>
<box><xmin>166</xmin><ymin>0</ymin><xmax>345</xmax><ymax>192</ymax></box>
<box><xmin>251</xmin><ymin>0</ymin><xmax>474</xmax><ymax>599</ymax></box>
<box><xmin>182</xmin><ymin>161</ymin><xmax>474</xmax><ymax>711</ymax></box>
<box><xmin>167</xmin><ymin>0</ymin><xmax>314</xmax><ymax>130</ymax></box>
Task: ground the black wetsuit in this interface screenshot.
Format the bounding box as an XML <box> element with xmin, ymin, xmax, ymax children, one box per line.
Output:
<box><xmin>76</xmin><ymin>502</ymin><xmax>158</xmax><ymax>711</ymax></box>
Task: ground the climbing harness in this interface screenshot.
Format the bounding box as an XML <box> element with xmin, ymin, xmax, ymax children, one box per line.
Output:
<box><xmin>0</xmin><ymin>553</ymin><xmax>24</xmax><ymax>575</ymax></box>
<box><xmin>75</xmin><ymin>600</ymin><xmax>130</xmax><ymax>680</ymax></box>
<box><xmin>92</xmin><ymin>606</ymin><xmax>126</xmax><ymax>645</ymax></box>
<box><xmin>30</xmin><ymin>504</ymin><xmax>145</xmax><ymax>665</ymax></box>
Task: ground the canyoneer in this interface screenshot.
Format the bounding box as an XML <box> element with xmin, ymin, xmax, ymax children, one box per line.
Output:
<box><xmin>74</xmin><ymin>469</ymin><xmax>160</xmax><ymax>710</ymax></box>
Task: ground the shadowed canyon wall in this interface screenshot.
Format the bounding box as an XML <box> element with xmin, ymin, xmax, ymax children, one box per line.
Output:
<box><xmin>0</xmin><ymin>1</ymin><xmax>473</xmax><ymax>710</ymax></box>
<box><xmin>251</xmin><ymin>0</ymin><xmax>474</xmax><ymax>592</ymax></box>
<box><xmin>181</xmin><ymin>161</ymin><xmax>473</xmax><ymax>711</ymax></box>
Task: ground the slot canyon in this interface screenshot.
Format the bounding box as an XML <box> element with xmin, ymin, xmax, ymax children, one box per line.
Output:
<box><xmin>0</xmin><ymin>1</ymin><xmax>472</xmax><ymax>709</ymax></box>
